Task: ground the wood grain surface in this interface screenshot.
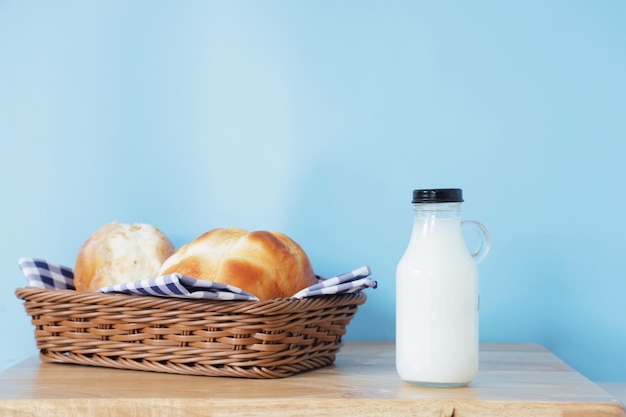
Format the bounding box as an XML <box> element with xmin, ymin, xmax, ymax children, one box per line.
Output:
<box><xmin>1</xmin><ymin>342</ymin><xmax>624</xmax><ymax>417</ymax></box>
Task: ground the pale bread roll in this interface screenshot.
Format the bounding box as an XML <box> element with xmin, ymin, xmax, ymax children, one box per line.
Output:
<box><xmin>158</xmin><ymin>228</ymin><xmax>317</xmax><ymax>300</ymax></box>
<box><xmin>74</xmin><ymin>222</ymin><xmax>175</xmax><ymax>292</ymax></box>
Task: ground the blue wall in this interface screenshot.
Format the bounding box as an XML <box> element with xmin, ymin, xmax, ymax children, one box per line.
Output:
<box><xmin>1</xmin><ymin>1</ymin><xmax>625</xmax><ymax>381</ymax></box>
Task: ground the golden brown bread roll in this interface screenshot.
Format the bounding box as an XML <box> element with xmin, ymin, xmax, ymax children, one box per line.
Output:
<box><xmin>158</xmin><ymin>227</ymin><xmax>317</xmax><ymax>300</ymax></box>
<box><xmin>74</xmin><ymin>222</ymin><xmax>175</xmax><ymax>292</ymax></box>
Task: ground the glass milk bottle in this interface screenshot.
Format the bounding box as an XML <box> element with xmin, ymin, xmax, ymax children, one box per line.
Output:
<box><xmin>396</xmin><ymin>188</ymin><xmax>490</xmax><ymax>387</ymax></box>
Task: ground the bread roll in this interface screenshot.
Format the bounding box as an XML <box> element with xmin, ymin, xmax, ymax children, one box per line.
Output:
<box><xmin>158</xmin><ymin>228</ymin><xmax>317</xmax><ymax>300</ymax></box>
<box><xmin>74</xmin><ymin>222</ymin><xmax>175</xmax><ymax>292</ymax></box>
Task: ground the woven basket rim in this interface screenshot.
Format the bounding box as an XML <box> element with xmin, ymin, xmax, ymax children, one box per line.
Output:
<box><xmin>15</xmin><ymin>286</ymin><xmax>367</xmax><ymax>314</ymax></box>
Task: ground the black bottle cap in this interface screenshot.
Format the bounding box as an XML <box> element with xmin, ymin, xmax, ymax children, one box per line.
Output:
<box><xmin>412</xmin><ymin>188</ymin><xmax>463</xmax><ymax>203</ymax></box>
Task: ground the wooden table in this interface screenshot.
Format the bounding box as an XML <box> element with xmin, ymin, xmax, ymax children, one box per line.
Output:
<box><xmin>1</xmin><ymin>342</ymin><xmax>624</xmax><ymax>417</ymax></box>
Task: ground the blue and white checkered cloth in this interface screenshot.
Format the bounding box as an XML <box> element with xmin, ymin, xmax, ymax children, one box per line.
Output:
<box><xmin>18</xmin><ymin>257</ymin><xmax>377</xmax><ymax>301</ymax></box>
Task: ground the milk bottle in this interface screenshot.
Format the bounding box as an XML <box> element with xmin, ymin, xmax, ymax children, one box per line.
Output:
<box><xmin>396</xmin><ymin>188</ymin><xmax>490</xmax><ymax>387</ymax></box>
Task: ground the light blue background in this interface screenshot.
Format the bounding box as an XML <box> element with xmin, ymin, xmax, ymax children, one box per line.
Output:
<box><xmin>1</xmin><ymin>1</ymin><xmax>625</xmax><ymax>381</ymax></box>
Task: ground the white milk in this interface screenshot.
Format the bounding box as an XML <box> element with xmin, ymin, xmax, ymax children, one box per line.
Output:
<box><xmin>396</xmin><ymin>204</ymin><xmax>481</xmax><ymax>387</ymax></box>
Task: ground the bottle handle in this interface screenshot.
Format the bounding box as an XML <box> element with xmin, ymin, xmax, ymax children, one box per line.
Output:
<box><xmin>461</xmin><ymin>220</ymin><xmax>491</xmax><ymax>264</ymax></box>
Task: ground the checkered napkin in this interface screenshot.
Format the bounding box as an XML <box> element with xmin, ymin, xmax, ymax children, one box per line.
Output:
<box><xmin>18</xmin><ymin>257</ymin><xmax>377</xmax><ymax>301</ymax></box>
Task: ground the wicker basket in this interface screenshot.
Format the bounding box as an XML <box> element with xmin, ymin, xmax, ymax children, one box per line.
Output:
<box><xmin>15</xmin><ymin>287</ymin><xmax>366</xmax><ymax>379</ymax></box>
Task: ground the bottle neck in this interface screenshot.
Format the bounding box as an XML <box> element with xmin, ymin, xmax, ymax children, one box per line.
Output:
<box><xmin>412</xmin><ymin>202</ymin><xmax>462</xmax><ymax>218</ymax></box>
<box><xmin>409</xmin><ymin>202</ymin><xmax>464</xmax><ymax>242</ymax></box>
